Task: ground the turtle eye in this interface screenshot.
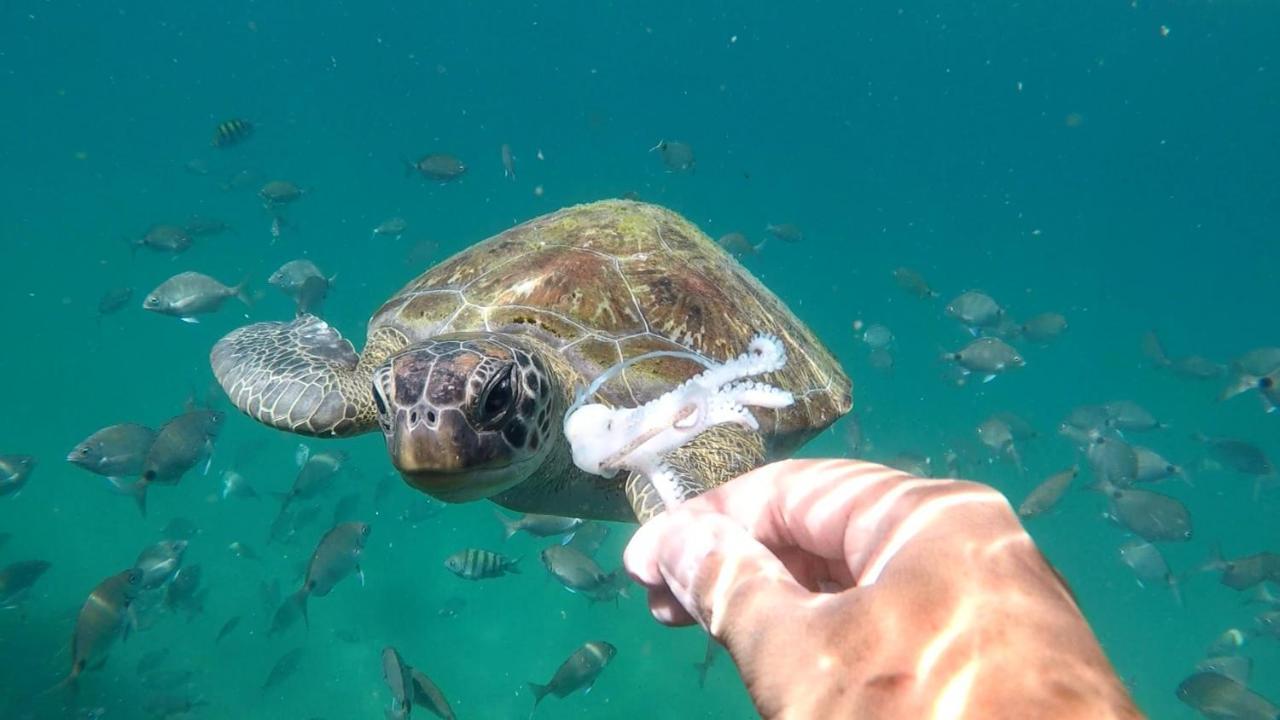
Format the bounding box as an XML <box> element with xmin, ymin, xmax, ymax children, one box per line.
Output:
<box><xmin>477</xmin><ymin>365</ymin><xmax>516</xmax><ymax>428</ymax></box>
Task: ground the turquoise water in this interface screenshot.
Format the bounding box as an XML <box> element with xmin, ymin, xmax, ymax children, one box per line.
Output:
<box><xmin>2</xmin><ymin>1</ymin><xmax>1279</xmax><ymax>718</ymax></box>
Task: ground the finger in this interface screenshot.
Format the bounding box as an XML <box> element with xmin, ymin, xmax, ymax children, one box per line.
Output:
<box><xmin>653</xmin><ymin>511</ymin><xmax>811</xmax><ymax>640</ymax></box>
<box><xmin>623</xmin><ymin>510</ymin><xmax>674</xmax><ymax>587</ymax></box>
<box><xmin>645</xmin><ymin>586</ymin><xmax>695</xmax><ymax>626</ymax></box>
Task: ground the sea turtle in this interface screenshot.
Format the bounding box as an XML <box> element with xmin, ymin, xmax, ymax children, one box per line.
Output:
<box><xmin>210</xmin><ymin>200</ymin><xmax>851</xmax><ymax>522</ymax></box>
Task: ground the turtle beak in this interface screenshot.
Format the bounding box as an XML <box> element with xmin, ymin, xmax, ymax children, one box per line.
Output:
<box><xmin>388</xmin><ymin>407</ymin><xmax>524</xmax><ymax>503</ymax></box>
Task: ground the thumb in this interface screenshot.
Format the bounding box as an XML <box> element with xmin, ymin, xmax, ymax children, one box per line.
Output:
<box><xmin>652</xmin><ymin>512</ymin><xmax>813</xmax><ymax>647</ymax></box>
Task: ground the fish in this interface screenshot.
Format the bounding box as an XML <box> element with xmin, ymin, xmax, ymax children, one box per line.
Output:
<box><xmin>64</xmin><ymin>568</ymin><xmax>144</xmax><ymax>688</ymax></box>
<box><xmin>1094</xmin><ymin>480</ymin><xmax>1193</xmax><ymax>542</ymax></box>
<box><xmin>372</xmin><ymin>217</ymin><xmax>409</xmax><ymax>240</ymax></box>
<box><xmin>540</xmin><ymin>545</ymin><xmax>613</xmax><ymax>593</ymax></box>
<box><xmin>1020</xmin><ymin>312</ymin><xmax>1067</xmax><ymax>342</ymax></box>
<box><xmin>976</xmin><ymin>416</ymin><xmax>1022</xmax><ymax>471</ymax></box>
<box><xmin>133</xmin><ymin>540</ymin><xmax>187</xmax><ymax>590</ymax></box>
<box><xmin>259</xmin><ymin>180</ymin><xmax>304</xmax><ymax>206</ymax></box>
<box><xmin>97</xmin><ymin>287</ymin><xmax>134</xmax><ymax>316</ymax></box>
<box><xmin>228</xmin><ymin>541</ymin><xmax>259</xmax><ymax>561</ymax></box>
<box><xmin>1133</xmin><ymin>446</ymin><xmax>1185</xmax><ymax>485</ymax></box>
<box><xmin>764</xmin><ymin>222</ymin><xmax>803</xmax><ymax>244</ymax></box>
<box><xmin>163</xmin><ymin>564</ymin><xmax>204</xmax><ymax>617</ymax></box>
<box><xmin>1222</xmin><ymin>347</ymin><xmax>1280</xmax><ymax>400</ymax></box>
<box><xmin>945</xmin><ymin>291</ymin><xmax>1005</xmax><ymax>332</ymax></box>
<box><xmin>501</xmin><ymin>143</ymin><xmax>516</xmax><ymax>180</ymax></box>
<box><xmin>409</xmin><ymin>667</ymin><xmax>455</xmax><ymax>720</ymax></box>
<box><xmin>184</xmin><ymin>216</ymin><xmax>233</xmax><ymax>238</ymax></box>
<box><xmin>443</xmin><ymin>548</ymin><xmax>519</xmax><ymax>580</ymax></box>
<box><xmin>867</xmin><ymin>348</ymin><xmax>894</xmax><ymax>372</ymax></box>
<box><xmin>215</xmin><ymin>616</ymin><xmax>241</xmax><ymax>643</ymax></box>
<box><xmin>694</xmin><ymin>636</ymin><xmax>721</xmax><ymax>689</ymax></box>
<box><xmin>717</xmin><ymin>231</ymin><xmax>762</xmax><ymax>257</ymax></box>
<box><xmin>221</xmin><ymin>469</ymin><xmax>259</xmax><ymax>500</ymax></box>
<box><xmin>650</xmin><ymin>140</ymin><xmax>695</xmax><ymax>172</ymax></box>
<box><xmin>566</xmin><ymin>522</ymin><xmax>610</xmax><ymax>557</ymax></box>
<box><xmin>0</xmin><ymin>560</ymin><xmax>52</xmax><ymax>608</ymax></box>
<box><xmin>1176</xmin><ymin>671</ymin><xmax>1278</xmax><ymax>720</ymax></box>
<box><xmin>1087</xmin><ymin>435</ymin><xmax>1139</xmax><ymax>487</ymax></box>
<box><xmin>142</xmin><ymin>410</ymin><xmax>224</xmax><ymax>484</ymax></box>
<box><xmin>381</xmin><ymin>647</ymin><xmax>414</xmax><ymax>720</ymax></box>
<box><xmin>527</xmin><ymin>641</ymin><xmax>617</xmax><ymax>709</ymax></box>
<box><xmin>1017</xmin><ymin>467</ymin><xmax>1078</xmax><ymax>518</ymax></box>
<box><xmin>262</xmin><ymin>648</ymin><xmax>305</xmax><ymax>692</ymax></box>
<box><xmin>67</xmin><ymin>423</ymin><xmax>157</xmax><ymax>479</ymax></box>
<box><xmin>1195</xmin><ymin>433</ymin><xmax>1273</xmax><ymax>476</ymax></box>
<box><xmin>143</xmin><ymin>272</ymin><xmax>249</xmax><ymax>322</ymax></box>
<box><xmin>1102</xmin><ymin>400</ymin><xmax>1164</xmax><ymax>432</ymax></box>
<box><xmin>408</xmin><ymin>154</ymin><xmax>467</xmax><ymax>182</ymax></box>
<box><xmin>941</xmin><ymin>337</ymin><xmax>1024</xmax><ymax>381</ymax></box>
<box><xmin>278</xmin><ymin>449</ymin><xmax>348</xmax><ymax>511</ymax></box>
<box><xmin>212</xmin><ymin>118</ymin><xmax>254</xmax><ymax>148</ymax></box>
<box><xmin>496</xmin><ymin>512</ymin><xmax>583</xmax><ymax>540</ymax></box>
<box><xmin>858</xmin><ymin>322</ymin><xmax>894</xmax><ymax>350</ymax></box>
<box><xmin>268</xmin><ymin>259</ymin><xmax>331</xmax><ymax>298</ymax></box>
<box><xmin>295</xmin><ymin>275</ymin><xmax>329</xmax><ymax>315</ymax></box>
<box><xmin>0</xmin><ymin>455</ymin><xmax>36</xmax><ymax>498</ymax></box>
<box><xmin>891</xmin><ymin>267</ymin><xmax>939</xmax><ymax>299</ymax></box>
<box><xmin>1201</xmin><ymin>546</ymin><xmax>1280</xmax><ymax>591</ymax></box>
<box><xmin>282</xmin><ymin>521</ymin><xmax>371</xmax><ymax>625</ymax></box>
<box><xmin>133</xmin><ymin>224</ymin><xmax>192</xmax><ymax>254</ymax></box>
<box><xmin>1117</xmin><ymin>539</ymin><xmax>1181</xmax><ymax>604</ymax></box>
<box><xmin>1197</xmin><ymin>655</ymin><xmax>1253</xmax><ymax>687</ymax></box>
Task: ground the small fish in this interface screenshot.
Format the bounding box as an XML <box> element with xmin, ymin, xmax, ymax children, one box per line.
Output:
<box><xmin>717</xmin><ymin>232</ymin><xmax>762</xmax><ymax>257</ymax></box>
<box><xmin>295</xmin><ymin>275</ymin><xmax>329</xmax><ymax>316</ymax></box>
<box><xmin>1017</xmin><ymin>467</ymin><xmax>1078</xmax><ymax>518</ymax></box>
<box><xmin>1133</xmin><ymin>446</ymin><xmax>1185</xmax><ymax>485</ymax></box>
<box><xmin>372</xmin><ymin>217</ymin><xmax>409</xmax><ymax>240</ymax></box>
<box><xmin>1201</xmin><ymin>546</ymin><xmax>1280</xmax><ymax>591</ymax></box>
<box><xmin>650</xmin><ymin>140</ymin><xmax>695</xmax><ymax>172</ymax></box>
<box><xmin>0</xmin><ymin>560</ymin><xmax>52</xmax><ymax>608</ymax></box>
<box><xmin>496</xmin><ymin>512</ymin><xmax>583</xmax><ymax>540</ymax></box>
<box><xmin>212</xmin><ymin>118</ymin><xmax>254</xmax><ymax>148</ymax></box>
<box><xmin>1020</xmin><ymin>312</ymin><xmax>1067</xmax><ymax>342</ymax></box>
<box><xmin>262</xmin><ymin>648</ymin><xmax>306</xmax><ymax>692</ymax></box>
<box><xmin>143</xmin><ymin>272</ymin><xmax>249</xmax><ymax>322</ymax></box>
<box><xmin>408</xmin><ymin>154</ymin><xmax>467</xmax><ymax>182</ymax></box>
<box><xmin>858</xmin><ymin>323</ymin><xmax>894</xmax><ymax>350</ymax></box>
<box><xmin>409</xmin><ymin>667</ymin><xmax>456</xmax><ymax>720</ymax></box>
<box><xmin>501</xmin><ymin>143</ymin><xmax>516</xmax><ymax>180</ymax></box>
<box><xmin>133</xmin><ymin>539</ymin><xmax>187</xmax><ymax>590</ymax></box>
<box><xmin>97</xmin><ymin>287</ymin><xmax>134</xmax><ymax>316</ymax></box>
<box><xmin>764</xmin><ymin>222</ymin><xmax>803</xmax><ymax>244</ymax></box>
<box><xmin>67</xmin><ymin>424</ymin><xmax>157</xmax><ymax>479</ymax></box>
<box><xmin>1118</xmin><ymin>539</ymin><xmax>1181</xmax><ymax>604</ymax></box>
<box><xmin>443</xmin><ymin>548</ymin><xmax>520</xmax><ymax>580</ymax></box>
<box><xmin>1196</xmin><ymin>655</ymin><xmax>1253</xmax><ymax>687</ymax></box>
<box><xmin>382</xmin><ymin>647</ymin><xmax>414</xmax><ymax>719</ymax></box>
<box><xmin>228</xmin><ymin>541</ymin><xmax>259</xmax><ymax>560</ymax></box>
<box><xmin>0</xmin><ymin>455</ymin><xmax>36</xmax><ymax>498</ymax></box>
<box><xmin>1094</xmin><ymin>480</ymin><xmax>1193</xmax><ymax>542</ymax></box>
<box><xmin>1176</xmin><ymin>671</ymin><xmax>1278</xmax><ymax>720</ymax></box>
<box><xmin>527</xmin><ymin>641</ymin><xmax>617</xmax><ymax>710</ymax></box>
<box><xmin>269</xmin><ymin>260</ymin><xmax>330</xmax><ymax>298</ymax></box>
<box><xmin>133</xmin><ymin>224</ymin><xmax>192</xmax><ymax>254</ymax></box>
<box><xmin>279</xmin><ymin>449</ymin><xmax>348</xmax><ymax>510</ymax></box>
<box><xmin>1087</xmin><ymin>435</ymin><xmax>1139</xmax><ymax>487</ymax></box>
<box><xmin>1195</xmin><ymin>433</ymin><xmax>1273</xmax><ymax>476</ymax></box>
<box><xmin>565</xmin><ymin>522</ymin><xmax>610</xmax><ymax>558</ymax></box>
<box><xmin>1103</xmin><ymin>400</ymin><xmax>1164</xmax><ymax>432</ymax></box>
<box><xmin>221</xmin><ymin>469</ymin><xmax>259</xmax><ymax>500</ymax></box>
<box><xmin>142</xmin><ymin>410</ymin><xmax>224</xmax><ymax>484</ymax></box>
<box><xmin>976</xmin><ymin>416</ymin><xmax>1022</xmax><ymax>472</ymax></box>
<box><xmin>942</xmin><ymin>337</ymin><xmax>1024</xmax><ymax>381</ymax></box>
<box><xmin>64</xmin><ymin>568</ymin><xmax>144</xmax><ymax>688</ymax></box>
<box><xmin>541</xmin><ymin>545</ymin><xmax>613</xmax><ymax>594</ymax></box>
<box><xmin>259</xmin><ymin>180</ymin><xmax>304</xmax><ymax>206</ymax></box>
<box><xmin>281</xmin><ymin>521</ymin><xmax>372</xmax><ymax>625</ymax></box>
<box><xmin>163</xmin><ymin>564</ymin><xmax>204</xmax><ymax>617</ymax></box>
<box><xmin>945</xmin><ymin>291</ymin><xmax>1004</xmax><ymax>332</ymax></box>
<box><xmin>215</xmin><ymin>616</ymin><xmax>241</xmax><ymax>643</ymax></box>
<box><xmin>891</xmin><ymin>267</ymin><xmax>939</xmax><ymax>299</ymax></box>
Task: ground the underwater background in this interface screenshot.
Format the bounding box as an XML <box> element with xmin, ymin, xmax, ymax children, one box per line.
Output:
<box><xmin>2</xmin><ymin>1</ymin><xmax>1279</xmax><ymax>717</ymax></box>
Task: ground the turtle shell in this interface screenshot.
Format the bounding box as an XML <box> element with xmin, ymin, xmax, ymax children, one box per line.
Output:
<box><xmin>367</xmin><ymin>199</ymin><xmax>851</xmax><ymax>456</ymax></box>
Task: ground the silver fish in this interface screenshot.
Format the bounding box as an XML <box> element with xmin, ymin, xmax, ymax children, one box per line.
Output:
<box><xmin>1017</xmin><ymin>467</ymin><xmax>1077</xmax><ymax>518</ymax></box>
<box><xmin>496</xmin><ymin>512</ymin><xmax>583</xmax><ymax>540</ymax></box>
<box><xmin>259</xmin><ymin>180</ymin><xmax>304</xmax><ymax>206</ymax></box>
<box><xmin>0</xmin><ymin>560</ymin><xmax>51</xmax><ymax>608</ymax></box>
<box><xmin>163</xmin><ymin>564</ymin><xmax>204</xmax><ymax>616</ymax></box>
<box><xmin>221</xmin><ymin>469</ymin><xmax>259</xmax><ymax>500</ymax></box>
<box><xmin>1096</xmin><ymin>480</ymin><xmax>1192</xmax><ymax>542</ymax></box>
<box><xmin>1103</xmin><ymin>400</ymin><xmax>1164</xmax><ymax>432</ymax></box>
<box><xmin>1195</xmin><ymin>433</ymin><xmax>1273</xmax><ymax>476</ymax></box>
<box><xmin>66</xmin><ymin>568</ymin><xmax>144</xmax><ymax>687</ymax></box>
<box><xmin>1020</xmin><ymin>312</ymin><xmax>1067</xmax><ymax>342</ymax></box>
<box><xmin>527</xmin><ymin>641</ymin><xmax>617</xmax><ymax>709</ymax></box>
<box><xmin>1176</xmin><ymin>671</ymin><xmax>1278</xmax><ymax>720</ymax></box>
<box><xmin>373</xmin><ymin>217</ymin><xmax>409</xmax><ymax>240</ymax></box>
<box><xmin>142</xmin><ymin>410</ymin><xmax>224</xmax><ymax>484</ymax></box>
<box><xmin>1118</xmin><ymin>539</ymin><xmax>1180</xmax><ymax>604</ymax></box>
<box><xmin>540</xmin><ymin>545</ymin><xmax>612</xmax><ymax>593</ymax></box>
<box><xmin>764</xmin><ymin>222</ymin><xmax>803</xmax><ymax>244</ymax></box>
<box><xmin>1088</xmin><ymin>436</ymin><xmax>1139</xmax><ymax>487</ymax></box>
<box><xmin>0</xmin><ymin>455</ymin><xmax>36</xmax><ymax>498</ymax></box>
<box><xmin>143</xmin><ymin>271</ymin><xmax>248</xmax><ymax>322</ymax></box>
<box><xmin>133</xmin><ymin>224</ymin><xmax>191</xmax><ymax>254</ymax></box>
<box><xmin>410</xmin><ymin>667</ymin><xmax>456</xmax><ymax>720</ymax></box>
<box><xmin>284</xmin><ymin>521</ymin><xmax>371</xmax><ymax>625</ymax></box>
<box><xmin>945</xmin><ymin>290</ymin><xmax>1004</xmax><ymax>331</ymax></box>
<box><xmin>408</xmin><ymin>154</ymin><xmax>466</xmax><ymax>182</ymax></box>
<box><xmin>942</xmin><ymin>337</ymin><xmax>1024</xmax><ymax>380</ymax></box>
<box><xmin>1133</xmin><ymin>446</ymin><xmax>1184</xmax><ymax>485</ymax></box>
<box><xmin>891</xmin><ymin>267</ymin><xmax>939</xmax><ymax>299</ymax></box>
<box><xmin>133</xmin><ymin>539</ymin><xmax>187</xmax><ymax>590</ymax></box>
<box><xmin>381</xmin><ymin>646</ymin><xmax>414</xmax><ymax>719</ymax></box>
<box><xmin>650</xmin><ymin>140</ymin><xmax>695</xmax><ymax>172</ymax></box>
<box><xmin>268</xmin><ymin>259</ymin><xmax>329</xmax><ymax>297</ymax></box>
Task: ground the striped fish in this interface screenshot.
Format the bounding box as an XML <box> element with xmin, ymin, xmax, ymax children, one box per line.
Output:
<box><xmin>443</xmin><ymin>548</ymin><xmax>520</xmax><ymax>580</ymax></box>
<box><xmin>212</xmin><ymin>118</ymin><xmax>254</xmax><ymax>148</ymax></box>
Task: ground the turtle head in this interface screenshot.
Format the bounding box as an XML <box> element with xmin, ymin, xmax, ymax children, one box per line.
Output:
<box><xmin>372</xmin><ymin>334</ymin><xmax>558</xmax><ymax>503</ymax></box>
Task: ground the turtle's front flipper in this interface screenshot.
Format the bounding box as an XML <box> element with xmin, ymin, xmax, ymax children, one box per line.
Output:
<box><xmin>210</xmin><ymin>315</ymin><xmax>377</xmax><ymax>437</ymax></box>
<box><xmin>624</xmin><ymin>424</ymin><xmax>765</xmax><ymax>523</ymax></box>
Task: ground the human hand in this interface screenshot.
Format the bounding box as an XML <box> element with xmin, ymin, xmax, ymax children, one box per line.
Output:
<box><xmin>624</xmin><ymin>459</ymin><xmax>1142</xmax><ymax>719</ymax></box>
